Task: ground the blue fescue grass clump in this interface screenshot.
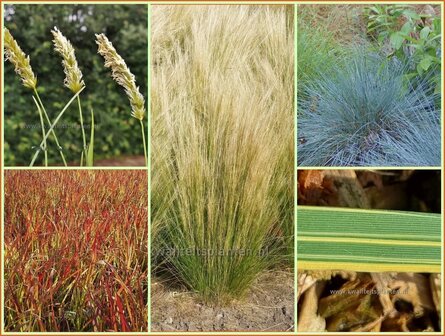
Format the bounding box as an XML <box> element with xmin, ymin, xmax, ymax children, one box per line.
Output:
<box><xmin>297</xmin><ymin>51</ymin><xmax>441</xmax><ymax>167</ymax></box>
<box><xmin>376</xmin><ymin>110</ymin><xmax>441</xmax><ymax>166</ymax></box>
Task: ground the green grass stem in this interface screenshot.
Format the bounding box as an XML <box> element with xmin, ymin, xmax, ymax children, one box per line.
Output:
<box><xmin>33</xmin><ymin>88</ymin><xmax>67</xmax><ymax>166</ymax></box>
<box><xmin>31</xmin><ymin>96</ymin><xmax>47</xmax><ymax>166</ymax></box>
<box><xmin>30</xmin><ymin>87</ymin><xmax>85</xmax><ymax>166</ymax></box>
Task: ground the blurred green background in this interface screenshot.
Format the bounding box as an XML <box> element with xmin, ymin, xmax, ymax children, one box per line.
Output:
<box><xmin>4</xmin><ymin>4</ymin><xmax>148</xmax><ymax>166</ymax></box>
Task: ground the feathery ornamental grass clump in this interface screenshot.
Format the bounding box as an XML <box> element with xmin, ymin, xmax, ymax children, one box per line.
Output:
<box><xmin>152</xmin><ymin>5</ymin><xmax>294</xmax><ymax>303</ymax></box>
<box><xmin>297</xmin><ymin>51</ymin><xmax>441</xmax><ymax>167</ymax></box>
<box><xmin>4</xmin><ymin>170</ymin><xmax>148</xmax><ymax>332</ymax></box>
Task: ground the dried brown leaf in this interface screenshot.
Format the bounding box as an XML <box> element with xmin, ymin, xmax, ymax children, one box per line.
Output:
<box><xmin>371</xmin><ymin>273</ymin><xmax>396</xmax><ymax>316</ymax></box>
<box><xmin>297</xmin><ymin>273</ymin><xmax>317</xmax><ymax>300</ymax></box>
<box><xmin>389</xmin><ymin>273</ymin><xmax>435</xmax><ymax>317</ymax></box>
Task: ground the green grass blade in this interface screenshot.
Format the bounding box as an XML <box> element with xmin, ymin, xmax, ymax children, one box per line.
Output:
<box><xmin>86</xmin><ymin>109</ymin><xmax>94</xmax><ymax>167</ymax></box>
<box><xmin>297</xmin><ymin>206</ymin><xmax>441</xmax><ymax>273</ymax></box>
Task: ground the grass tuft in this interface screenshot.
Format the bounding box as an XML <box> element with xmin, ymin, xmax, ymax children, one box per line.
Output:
<box><xmin>151</xmin><ymin>5</ymin><xmax>294</xmax><ymax>303</ymax></box>
<box><xmin>297</xmin><ymin>50</ymin><xmax>441</xmax><ymax>167</ymax></box>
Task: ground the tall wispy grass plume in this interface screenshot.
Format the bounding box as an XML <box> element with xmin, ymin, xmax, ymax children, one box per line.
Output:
<box><xmin>4</xmin><ymin>28</ymin><xmax>37</xmax><ymax>90</ymax></box>
<box><xmin>152</xmin><ymin>5</ymin><xmax>294</xmax><ymax>303</ymax></box>
<box><xmin>96</xmin><ymin>33</ymin><xmax>147</xmax><ymax>164</ymax></box>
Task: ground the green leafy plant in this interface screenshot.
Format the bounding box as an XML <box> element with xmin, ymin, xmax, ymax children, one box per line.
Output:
<box><xmin>297</xmin><ymin>5</ymin><xmax>353</xmax><ymax>101</ymax></box>
<box><xmin>364</xmin><ymin>4</ymin><xmax>441</xmax><ymax>93</ymax></box>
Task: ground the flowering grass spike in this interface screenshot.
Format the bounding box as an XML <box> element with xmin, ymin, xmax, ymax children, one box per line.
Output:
<box><xmin>51</xmin><ymin>26</ymin><xmax>85</xmax><ymax>93</ymax></box>
<box><xmin>4</xmin><ymin>28</ymin><xmax>37</xmax><ymax>89</ymax></box>
<box><xmin>95</xmin><ymin>33</ymin><xmax>145</xmax><ymax>121</ymax></box>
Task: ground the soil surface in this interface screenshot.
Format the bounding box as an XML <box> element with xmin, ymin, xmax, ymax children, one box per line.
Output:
<box><xmin>151</xmin><ymin>270</ymin><xmax>294</xmax><ymax>332</ymax></box>
<box><xmin>71</xmin><ymin>155</ymin><xmax>145</xmax><ymax>167</ymax></box>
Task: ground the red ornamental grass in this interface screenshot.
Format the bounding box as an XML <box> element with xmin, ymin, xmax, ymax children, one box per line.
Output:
<box><xmin>4</xmin><ymin>170</ymin><xmax>148</xmax><ymax>332</ymax></box>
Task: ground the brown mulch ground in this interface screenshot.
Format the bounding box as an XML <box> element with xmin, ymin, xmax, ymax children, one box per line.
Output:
<box><xmin>91</xmin><ymin>155</ymin><xmax>145</xmax><ymax>167</ymax></box>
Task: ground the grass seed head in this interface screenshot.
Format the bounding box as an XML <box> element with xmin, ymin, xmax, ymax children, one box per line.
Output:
<box><xmin>4</xmin><ymin>27</ymin><xmax>37</xmax><ymax>90</ymax></box>
<box><xmin>95</xmin><ymin>33</ymin><xmax>145</xmax><ymax>121</ymax></box>
<box><xmin>51</xmin><ymin>26</ymin><xmax>85</xmax><ymax>94</ymax></box>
